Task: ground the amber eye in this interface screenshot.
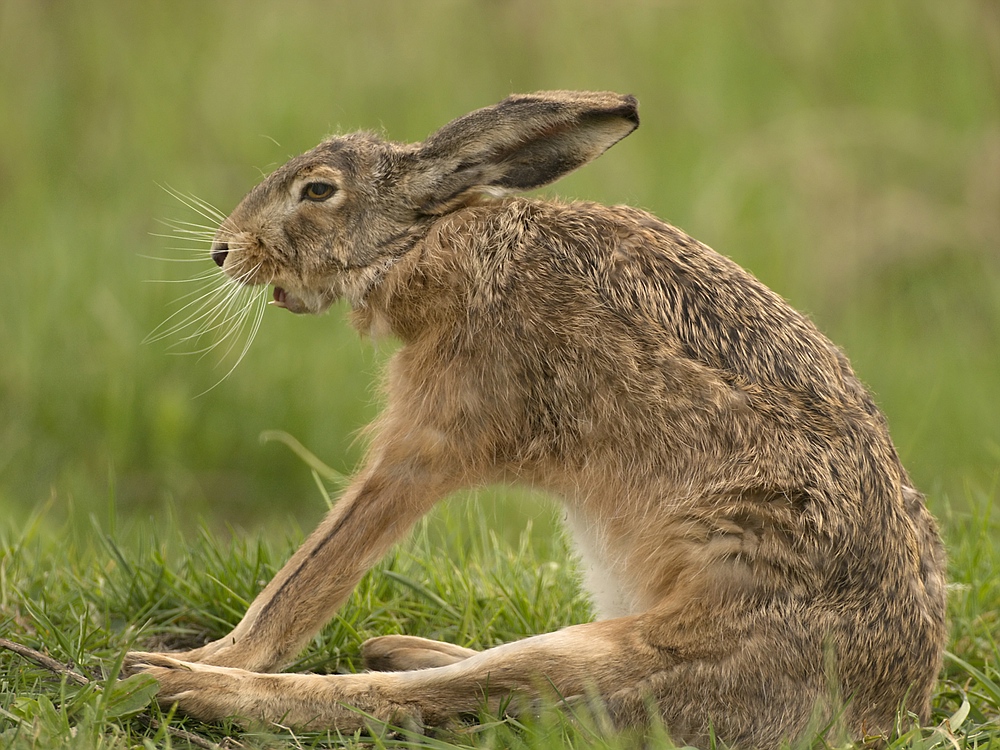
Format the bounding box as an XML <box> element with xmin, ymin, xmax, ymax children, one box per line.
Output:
<box><xmin>301</xmin><ymin>182</ymin><xmax>337</xmax><ymax>202</ymax></box>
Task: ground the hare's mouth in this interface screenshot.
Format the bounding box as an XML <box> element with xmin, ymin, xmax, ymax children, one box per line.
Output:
<box><xmin>270</xmin><ymin>286</ymin><xmax>309</xmax><ymax>315</ymax></box>
<box><xmin>270</xmin><ymin>285</ymin><xmax>335</xmax><ymax>315</ymax></box>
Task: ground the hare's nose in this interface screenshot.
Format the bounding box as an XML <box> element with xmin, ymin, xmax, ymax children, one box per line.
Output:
<box><xmin>211</xmin><ymin>242</ymin><xmax>229</xmax><ymax>268</ymax></box>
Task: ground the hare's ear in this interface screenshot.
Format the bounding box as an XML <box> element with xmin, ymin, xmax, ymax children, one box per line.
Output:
<box><xmin>410</xmin><ymin>91</ymin><xmax>638</xmax><ymax>213</ymax></box>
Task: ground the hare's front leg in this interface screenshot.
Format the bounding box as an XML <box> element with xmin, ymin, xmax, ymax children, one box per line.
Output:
<box><xmin>129</xmin><ymin>432</ymin><xmax>459</xmax><ymax>673</ymax></box>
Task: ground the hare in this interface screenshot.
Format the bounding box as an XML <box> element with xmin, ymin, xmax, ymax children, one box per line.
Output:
<box><xmin>129</xmin><ymin>91</ymin><xmax>947</xmax><ymax>748</ymax></box>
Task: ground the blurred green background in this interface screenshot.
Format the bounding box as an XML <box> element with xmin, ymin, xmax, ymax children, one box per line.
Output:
<box><xmin>1</xmin><ymin>0</ymin><xmax>997</xmax><ymax>532</ymax></box>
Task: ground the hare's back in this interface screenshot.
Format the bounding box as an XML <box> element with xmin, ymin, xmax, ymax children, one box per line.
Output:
<box><xmin>464</xmin><ymin>199</ymin><xmax>861</xmax><ymax>409</ymax></box>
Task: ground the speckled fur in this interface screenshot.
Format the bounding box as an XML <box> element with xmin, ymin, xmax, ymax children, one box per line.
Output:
<box><xmin>128</xmin><ymin>92</ymin><xmax>946</xmax><ymax>748</ymax></box>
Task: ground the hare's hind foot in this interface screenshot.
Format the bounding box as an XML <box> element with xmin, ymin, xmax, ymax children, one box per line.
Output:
<box><xmin>131</xmin><ymin>618</ymin><xmax>650</xmax><ymax>732</ymax></box>
<box><xmin>362</xmin><ymin>635</ymin><xmax>479</xmax><ymax>671</ymax></box>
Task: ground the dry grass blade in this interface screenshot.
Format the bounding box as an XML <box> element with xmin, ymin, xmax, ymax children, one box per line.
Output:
<box><xmin>0</xmin><ymin>637</ymin><xmax>90</xmax><ymax>686</ymax></box>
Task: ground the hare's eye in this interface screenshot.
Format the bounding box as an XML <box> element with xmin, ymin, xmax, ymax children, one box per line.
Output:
<box><xmin>301</xmin><ymin>182</ymin><xmax>337</xmax><ymax>202</ymax></box>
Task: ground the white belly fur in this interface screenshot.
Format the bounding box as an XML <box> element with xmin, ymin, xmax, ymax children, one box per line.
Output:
<box><xmin>563</xmin><ymin>506</ymin><xmax>636</xmax><ymax>619</ymax></box>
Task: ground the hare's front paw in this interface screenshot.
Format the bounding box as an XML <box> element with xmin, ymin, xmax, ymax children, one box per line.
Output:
<box><xmin>130</xmin><ymin>656</ymin><xmax>422</xmax><ymax>731</ymax></box>
<box><xmin>126</xmin><ymin>634</ymin><xmax>281</xmax><ymax>673</ymax></box>
<box><xmin>128</xmin><ymin>655</ymin><xmax>254</xmax><ymax>724</ymax></box>
<box><xmin>123</xmin><ymin>647</ymin><xmax>205</xmax><ymax>676</ymax></box>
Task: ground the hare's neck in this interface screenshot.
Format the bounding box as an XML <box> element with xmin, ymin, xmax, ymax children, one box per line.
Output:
<box><xmin>349</xmin><ymin>227</ymin><xmax>466</xmax><ymax>342</ymax></box>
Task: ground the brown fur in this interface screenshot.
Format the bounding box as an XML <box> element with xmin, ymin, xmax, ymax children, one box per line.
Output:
<box><xmin>129</xmin><ymin>91</ymin><xmax>947</xmax><ymax>748</ymax></box>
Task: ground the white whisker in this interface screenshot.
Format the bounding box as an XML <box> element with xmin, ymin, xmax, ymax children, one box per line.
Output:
<box><xmin>146</xmin><ymin>188</ymin><xmax>269</xmax><ymax>385</ymax></box>
<box><xmin>159</xmin><ymin>184</ymin><xmax>228</xmax><ymax>225</ymax></box>
<box><xmin>195</xmin><ymin>286</ymin><xmax>270</xmax><ymax>396</ymax></box>
<box><xmin>146</xmin><ymin>274</ymin><xmax>234</xmax><ymax>337</ymax></box>
<box><xmin>181</xmin><ymin>282</ymin><xmax>260</xmax><ymax>350</ymax></box>
<box><xmin>182</xmin><ymin>263</ymin><xmax>263</xmax><ymax>348</ymax></box>
<box><xmin>141</xmin><ymin>252</ymin><xmax>217</xmax><ymax>263</ymax></box>
<box><xmin>152</xmin><ymin>223</ymin><xmax>218</xmax><ymax>238</ymax></box>
<box><xmin>149</xmin><ymin>231</ymin><xmax>215</xmax><ymax>243</ymax></box>
<box><xmin>201</xmin><ymin>291</ymin><xmax>259</xmax><ymax>360</ymax></box>
<box><xmin>156</xmin><ymin>217</ymin><xmax>221</xmax><ymax>232</ymax></box>
<box><xmin>170</xmin><ymin>276</ymin><xmax>254</xmax><ymax>346</ymax></box>
<box><xmin>144</xmin><ymin>270</ymin><xmax>222</xmax><ymax>284</ymax></box>
<box><xmin>182</xmin><ymin>191</ymin><xmax>228</xmax><ymax>223</ymax></box>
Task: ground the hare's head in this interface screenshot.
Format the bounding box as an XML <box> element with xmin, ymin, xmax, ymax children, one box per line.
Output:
<box><xmin>210</xmin><ymin>91</ymin><xmax>638</xmax><ymax>314</ymax></box>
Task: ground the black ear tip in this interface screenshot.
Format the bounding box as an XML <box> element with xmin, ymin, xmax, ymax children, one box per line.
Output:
<box><xmin>619</xmin><ymin>94</ymin><xmax>640</xmax><ymax>127</ymax></box>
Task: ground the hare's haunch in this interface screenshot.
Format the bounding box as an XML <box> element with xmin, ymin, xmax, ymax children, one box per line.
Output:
<box><xmin>130</xmin><ymin>92</ymin><xmax>946</xmax><ymax>748</ymax></box>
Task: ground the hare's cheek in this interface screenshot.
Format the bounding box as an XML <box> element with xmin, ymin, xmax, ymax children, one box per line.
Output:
<box><xmin>284</xmin><ymin>213</ymin><xmax>330</xmax><ymax>254</ymax></box>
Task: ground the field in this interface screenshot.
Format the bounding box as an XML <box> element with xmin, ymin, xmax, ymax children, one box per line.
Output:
<box><xmin>1</xmin><ymin>1</ymin><xmax>998</xmax><ymax>747</ymax></box>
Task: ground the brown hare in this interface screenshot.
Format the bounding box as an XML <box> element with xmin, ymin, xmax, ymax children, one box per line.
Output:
<box><xmin>130</xmin><ymin>91</ymin><xmax>947</xmax><ymax>748</ymax></box>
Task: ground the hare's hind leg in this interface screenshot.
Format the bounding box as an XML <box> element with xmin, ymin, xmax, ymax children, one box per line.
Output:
<box><xmin>136</xmin><ymin>616</ymin><xmax>661</xmax><ymax>731</ymax></box>
<box><xmin>362</xmin><ymin>635</ymin><xmax>479</xmax><ymax>671</ymax></box>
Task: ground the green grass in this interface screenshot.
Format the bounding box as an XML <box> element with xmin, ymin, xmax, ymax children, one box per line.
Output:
<box><xmin>0</xmin><ymin>0</ymin><xmax>998</xmax><ymax>747</ymax></box>
<box><xmin>0</xmin><ymin>0</ymin><xmax>997</xmax><ymax>522</ymax></box>
<box><xmin>2</xmin><ymin>489</ymin><xmax>999</xmax><ymax>749</ymax></box>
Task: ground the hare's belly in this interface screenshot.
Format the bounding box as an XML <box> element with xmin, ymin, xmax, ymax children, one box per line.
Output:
<box><xmin>563</xmin><ymin>507</ymin><xmax>640</xmax><ymax>619</ymax></box>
